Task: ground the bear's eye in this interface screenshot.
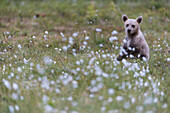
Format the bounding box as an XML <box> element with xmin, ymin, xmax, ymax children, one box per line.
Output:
<box><xmin>126</xmin><ymin>24</ymin><xmax>129</xmax><ymax>27</ymax></box>
<box><xmin>132</xmin><ymin>25</ymin><xmax>135</xmax><ymax>28</ymax></box>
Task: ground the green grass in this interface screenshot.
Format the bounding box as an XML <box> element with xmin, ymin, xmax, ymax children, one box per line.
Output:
<box><xmin>0</xmin><ymin>0</ymin><xmax>170</xmax><ymax>113</ymax></box>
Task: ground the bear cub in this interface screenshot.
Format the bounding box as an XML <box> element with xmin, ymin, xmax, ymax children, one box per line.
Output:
<box><xmin>117</xmin><ymin>14</ymin><xmax>149</xmax><ymax>61</ymax></box>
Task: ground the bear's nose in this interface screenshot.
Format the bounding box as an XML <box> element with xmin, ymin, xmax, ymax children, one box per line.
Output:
<box><xmin>127</xmin><ymin>29</ymin><xmax>131</xmax><ymax>33</ymax></box>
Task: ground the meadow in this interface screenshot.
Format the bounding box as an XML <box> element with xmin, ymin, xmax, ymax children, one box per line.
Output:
<box><xmin>0</xmin><ymin>0</ymin><xmax>169</xmax><ymax>113</ymax></box>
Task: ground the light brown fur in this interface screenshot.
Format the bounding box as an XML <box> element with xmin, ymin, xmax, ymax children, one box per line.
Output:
<box><xmin>117</xmin><ymin>14</ymin><xmax>149</xmax><ymax>61</ymax></box>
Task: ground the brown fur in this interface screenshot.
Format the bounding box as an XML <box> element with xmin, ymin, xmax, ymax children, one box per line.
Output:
<box><xmin>117</xmin><ymin>14</ymin><xmax>149</xmax><ymax>61</ymax></box>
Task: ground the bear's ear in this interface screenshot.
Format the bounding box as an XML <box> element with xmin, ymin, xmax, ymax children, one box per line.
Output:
<box><xmin>136</xmin><ymin>16</ymin><xmax>143</xmax><ymax>24</ymax></box>
<box><xmin>122</xmin><ymin>14</ymin><xmax>128</xmax><ymax>22</ymax></box>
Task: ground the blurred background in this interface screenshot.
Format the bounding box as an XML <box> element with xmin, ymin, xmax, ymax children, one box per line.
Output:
<box><xmin>0</xmin><ymin>0</ymin><xmax>169</xmax><ymax>35</ymax></box>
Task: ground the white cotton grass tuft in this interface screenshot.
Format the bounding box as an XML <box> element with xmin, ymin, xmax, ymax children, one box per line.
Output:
<box><xmin>123</xmin><ymin>39</ymin><xmax>127</xmax><ymax>43</ymax></box>
<box><xmin>13</xmin><ymin>83</ymin><xmax>19</xmax><ymax>90</ymax></box>
<box><xmin>124</xmin><ymin>102</ymin><xmax>131</xmax><ymax>109</ymax></box>
<box><xmin>154</xmin><ymin>98</ymin><xmax>158</xmax><ymax>103</ymax></box>
<box><xmin>102</xmin><ymin>72</ymin><xmax>109</xmax><ymax>78</ymax></box>
<box><xmin>116</xmin><ymin>96</ymin><xmax>124</xmax><ymax>101</ymax></box>
<box><xmin>42</xmin><ymin>95</ymin><xmax>49</xmax><ymax>104</ymax></box>
<box><xmin>108</xmin><ymin>97</ymin><xmax>113</xmax><ymax>103</ymax></box>
<box><xmin>94</xmin><ymin>66</ymin><xmax>102</xmax><ymax>76</ymax></box>
<box><xmin>9</xmin><ymin>105</ymin><xmax>15</xmax><ymax>113</ymax></box>
<box><xmin>32</xmin><ymin>36</ymin><xmax>36</xmax><ymax>39</ymax></box>
<box><xmin>62</xmin><ymin>46</ymin><xmax>68</xmax><ymax>52</ymax></box>
<box><xmin>162</xmin><ymin>103</ymin><xmax>167</xmax><ymax>108</ymax></box>
<box><xmin>18</xmin><ymin>44</ymin><xmax>22</xmax><ymax>49</ymax></box>
<box><xmin>83</xmin><ymin>41</ymin><xmax>87</xmax><ymax>45</ymax></box>
<box><xmin>17</xmin><ymin>67</ymin><xmax>22</xmax><ymax>72</ymax></box>
<box><xmin>69</xmin><ymin>37</ymin><xmax>74</xmax><ymax>45</ymax></box>
<box><xmin>108</xmin><ymin>88</ymin><xmax>115</xmax><ymax>95</ymax></box>
<box><xmin>67</xmin><ymin>96</ymin><xmax>73</xmax><ymax>101</ymax></box>
<box><xmin>72</xmin><ymin>80</ymin><xmax>78</xmax><ymax>88</ymax></box>
<box><xmin>41</xmin><ymin>77</ymin><xmax>50</xmax><ymax>90</ymax></box>
<box><xmin>36</xmin><ymin>64</ymin><xmax>45</xmax><ymax>75</ymax></box>
<box><xmin>30</xmin><ymin>62</ymin><xmax>34</xmax><ymax>67</ymax></box>
<box><xmin>109</xmin><ymin>36</ymin><xmax>118</xmax><ymax>42</ymax></box>
<box><xmin>44</xmin><ymin>105</ymin><xmax>53</xmax><ymax>113</ymax></box>
<box><xmin>73</xmin><ymin>32</ymin><xmax>79</xmax><ymax>37</ymax></box>
<box><xmin>45</xmin><ymin>31</ymin><xmax>48</xmax><ymax>34</ymax></box>
<box><xmin>12</xmin><ymin>93</ymin><xmax>19</xmax><ymax>100</ymax></box>
<box><xmin>101</xmin><ymin>106</ymin><xmax>106</xmax><ymax>111</ymax></box>
<box><xmin>111</xmin><ymin>30</ymin><xmax>118</xmax><ymax>35</ymax></box>
<box><xmin>76</xmin><ymin>61</ymin><xmax>80</xmax><ymax>65</ymax></box>
<box><xmin>85</xmin><ymin>36</ymin><xmax>90</xmax><ymax>40</ymax></box>
<box><xmin>95</xmin><ymin>28</ymin><xmax>102</xmax><ymax>32</ymax></box>
<box><xmin>23</xmin><ymin>58</ymin><xmax>29</xmax><ymax>64</ymax></box>
<box><xmin>142</xmin><ymin>57</ymin><xmax>147</xmax><ymax>62</ymax></box>
<box><xmin>60</xmin><ymin>32</ymin><xmax>65</xmax><ymax>37</ymax></box>
<box><xmin>99</xmin><ymin>44</ymin><xmax>103</xmax><ymax>47</ymax></box>
<box><xmin>2</xmin><ymin>79</ymin><xmax>12</xmax><ymax>89</ymax></box>
<box><xmin>15</xmin><ymin>105</ymin><xmax>19</xmax><ymax>111</ymax></box>
<box><xmin>43</xmin><ymin>56</ymin><xmax>52</xmax><ymax>65</ymax></box>
<box><xmin>55</xmin><ymin>88</ymin><xmax>61</xmax><ymax>94</ymax></box>
<box><xmin>144</xmin><ymin>96</ymin><xmax>153</xmax><ymax>105</ymax></box>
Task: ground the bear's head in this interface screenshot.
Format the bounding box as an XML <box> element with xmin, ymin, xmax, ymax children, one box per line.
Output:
<box><xmin>122</xmin><ymin>14</ymin><xmax>143</xmax><ymax>36</ymax></box>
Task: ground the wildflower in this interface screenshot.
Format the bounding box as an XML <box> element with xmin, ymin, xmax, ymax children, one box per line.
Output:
<box><xmin>23</xmin><ymin>58</ymin><xmax>29</xmax><ymax>64</ymax></box>
<box><xmin>32</xmin><ymin>36</ymin><xmax>36</xmax><ymax>39</ymax></box>
<box><xmin>111</xmin><ymin>30</ymin><xmax>118</xmax><ymax>35</ymax></box>
<box><xmin>60</xmin><ymin>32</ymin><xmax>64</xmax><ymax>37</ymax></box>
<box><xmin>2</xmin><ymin>79</ymin><xmax>11</xmax><ymax>89</ymax></box>
<box><xmin>116</xmin><ymin>96</ymin><xmax>124</xmax><ymax>101</ymax></box>
<box><xmin>144</xmin><ymin>96</ymin><xmax>153</xmax><ymax>105</ymax></box>
<box><xmin>109</xmin><ymin>36</ymin><xmax>118</xmax><ymax>42</ymax></box>
<box><xmin>36</xmin><ymin>64</ymin><xmax>45</xmax><ymax>75</ymax></box>
<box><xmin>9</xmin><ymin>105</ymin><xmax>15</xmax><ymax>113</ymax></box>
<box><xmin>12</xmin><ymin>93</ymin><xmax>19</xmax><ymax>100</ymax></box>
<box><xmin>96</xmin><ymin>28</ymin><xmax>102</xmax><ymax>32</ymax></box>
<box><xmin>18</xmin><ymin>44</ymin><xmax>22</xmax><ymax>49</ymax></box>
<box><xmin>85</xmin><ymin>36</ymin><xmax>90</xmax><ymax>40</ymax></box>
<box><xmin>13</xmin><ymin>83</ymin><xmax>19</xmax><ymax>90</ymax></box>
<box><xmin>101</xmin><ymin>106</ymin><xmax>106</xmax><ymax>111</ymax></box>
<box><xmin>108</xmin><ymin>97</ymin><xmax>113</xmax><ymax>103</ymax></box>
<box><xmin>45</xmin><ymin>31</ymin><xmax>48</xmax><ymax>34</ymax></box>
<box><xmin>108</xmin><ymin>88</ymin><xmax>115</xmax><ymax>95</ymax></box>
<box><xmin>124</xmin><ymin>102</ymin><xmax>130</xmax><ymax>109</ymax></box>
<box><xmin>17</xmin><ymin>67</ymin><xmax>22</xmax><ymax>72</ymax></box>
<box><xmin>43</xmin><ymin>56</ymin><xmax>52</xmax><ymax>65</ymax></box>
<box><xmin>15</xmin><ymin>105</ymin><xmax>19</xmax><ymax>111</ymax></box>
<box><xmin>62</xmin><ymin>46</ymin><xmax>68</xmax><ymax>52</ymax></box>
<box><xmin>44</xmin><ymin>105</ymin><xmax>53</xmax><ymax>113</ymax></box>
<box><xmin>73</xmin><ymin>32</ymin><xmax>79</xmax><ymax>37</ymax></box>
